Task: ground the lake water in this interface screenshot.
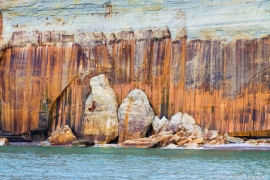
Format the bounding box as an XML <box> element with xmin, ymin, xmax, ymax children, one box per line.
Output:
<box><xmin>0</xmin><ymin>146</ymin><xmax>269</xmax><ymax>180</ymax></box>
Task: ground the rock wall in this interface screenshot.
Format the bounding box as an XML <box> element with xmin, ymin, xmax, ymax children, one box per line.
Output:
<box><xmin>0</xmin><ymin>0</ymin><xmax>270</xmax><ymax>136</ymax></box>
<box><xmin>0</xmin><ymin>32</ymin><xmax>93</xmax><ymax>134</ymax></box>
<box><xmin>184</xmin><ymin>38</ymin><xmax>270</xmax><ymax>133</ymax></box>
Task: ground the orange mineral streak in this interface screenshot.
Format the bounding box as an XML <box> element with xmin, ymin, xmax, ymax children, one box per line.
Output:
<box><xmin>1</xmin><ymin>29</ymin><xmax>270</xmax><ymax>136</ymax></box>
<box><xmin>0</xmin><ymin>31</ymin><xmax>94</xmax><ymax>135</ymax></box>
<box><xmin>118</xmin><ymin>97</ymin><xmax>133</xmax><ymax>143</ymax></box>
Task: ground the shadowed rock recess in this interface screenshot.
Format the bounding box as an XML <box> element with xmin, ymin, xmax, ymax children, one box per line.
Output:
<box><xmin>0</xmin><ymin>1</ymin><xmax>270</xmax><ymax>140</ymax></box>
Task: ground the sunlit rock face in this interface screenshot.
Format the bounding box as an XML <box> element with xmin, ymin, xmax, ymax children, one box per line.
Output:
<box><xmin>118</xmin><ymin>89</ymin><xmax>155</xmax><ymax>143</ymax></box>
<box><xmin>1</xmin><ymin>0</ymin><xmax>270</xmax><ymax>137</ymax></box>
<box><xmin>47</xmin><ymin>125</ymin><xmax>77</xmax><ymax>145</ymax></box>
<box><xmin>82</xmin><ymin>74</ymin><xmax>118</xmax><ymax>143</ymax></box>
<box><xmin>166</xmin><ymin>112</ymin><xmax>183</xmax><ymax>133</ymax></box>
<box><xmin>152</xmin><ymin>116</ymin><xmax>169</xmax><ymax>135</ymax></box>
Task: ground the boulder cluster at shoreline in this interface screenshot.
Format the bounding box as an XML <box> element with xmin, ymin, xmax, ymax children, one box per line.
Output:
<box><xmin>1</xmin><ymin>74</ymin><xmax>270</xmax><ymax>149</ymax></box>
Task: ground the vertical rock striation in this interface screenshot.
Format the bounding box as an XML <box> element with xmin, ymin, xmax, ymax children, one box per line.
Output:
<box><xmin>1</xmin><ymin>1</ymin><xmax>270</xmax><ymax>137</ymax></box>
<box><xmin>0</xmin><ymin>31</ymin><xmax>93</xmax><ymax>135</ymax></box>
<box><xmin>184</xmin><ymin>38</ymin><xmax>270</xmax><ymax>133</ymax></box>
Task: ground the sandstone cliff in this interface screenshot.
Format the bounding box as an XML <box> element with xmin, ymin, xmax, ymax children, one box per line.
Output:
<box><xmin>0</xmin><ymin>0</ymin><xmax>270</xmax><ymax>137</ymax></box>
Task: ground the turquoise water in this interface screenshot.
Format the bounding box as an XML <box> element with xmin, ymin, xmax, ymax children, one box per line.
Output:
<box><xmin>0</xmin><ymin>146</ymin><xmax>269</xmax><ymax>180</ymax></box>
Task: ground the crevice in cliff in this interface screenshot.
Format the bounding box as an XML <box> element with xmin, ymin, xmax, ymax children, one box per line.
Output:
<box><xmin>49</xmin><ymin>74</ymin><xmax>79</xmax><ymax>133</ymax></box>
<box><xmin>247</xmin><ymin>66</ymin><xmax>270</xmax><ymax>86</ymax></box>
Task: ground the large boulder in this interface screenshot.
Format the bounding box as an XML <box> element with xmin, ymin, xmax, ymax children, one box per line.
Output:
<box><xmin>204</xmin><ymin>130</ymin><xmax>219</xmax><ymax>140</ymax></box>
<box><xmin>180</xmin><ymin>113</ymin><xmax>203</xmax><ymax>138</ymax></box>
<box><xmin>166</xmin><ymin>112</ymin><xmax>182</xmax><ymax>133</ymax></box>
<box><xmin>82</xmin><ymin>74</ymin><xmax>118</xmax><ymax>143</ymax></box>
<box><xmin>0</xmin><ymin>138</ymin><xmax>9</xmax><ymax>146</ymax></box>
<box><xmin>47</xmin><ymin>125</ymin><xmax>77</xmax><ymax>145</ymax></box>
<box><xmin>118</xmin><ymin>89</ymin><xmax>155</xmax><ymax>143</ymax></box>
<box><xmin>121</xmin><ymin>138</ymin><xmax>161</xmax><ymax>148</ymax></box>
<box><xmin>152</xmin><ymin>116</ymin><xmax>169</xmax><ymax>134</ymax></box>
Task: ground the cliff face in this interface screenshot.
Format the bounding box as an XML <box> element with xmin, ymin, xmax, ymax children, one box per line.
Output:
<box><xmin>0</xmin><ymin>0</ymin><xmax>270</xmax><ymax>136</ymax></box>
<box><xmin>0</xmin><ymin>32</ymin><xmax>93</xmax><ymax>134</ymax></box>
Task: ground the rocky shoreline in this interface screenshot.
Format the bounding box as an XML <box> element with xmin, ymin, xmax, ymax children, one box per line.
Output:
<box><xmin>1</xmin><ymin>74</ymin><xmax>270</xmax><ymax>150</ymax></box>
<box><xmin>3</xmin><ymin>124</ymin><xmax>270</xmax><ymax>150</ymax></box>
<box><xmin>5</xmin><ymin>141</ymin><xmax>270</xmax><ymax>151</ymax></box>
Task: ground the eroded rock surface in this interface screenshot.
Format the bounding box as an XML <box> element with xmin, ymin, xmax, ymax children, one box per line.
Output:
<box><xmin>47</xmin><ymin>125</ymin><xmax>77</xmax><ymax>145</ymax></box>
<box><xmin>82</xmin><ymin>74</ymin><xmax>118</xmax><ymax>143</ymax></box>
<box><xmin>204</xmin><ymin>130</ymin><xmax>219</xmax><ymax>140</ymax></box>
<box><xmin>153</xmin><ymin>112</ymin><xmax>203</xmax><ymax>139</ymax></box>
<box><xmin>118</xmin><ymin>89</ymin><xmax>155</xmax><ymax>143</ymax></box>
<box><xmin>0</xmin><ymin>138</ymin><xmax>9</xmax><ymax>146</ymax></box>
<box><xmin>181</xmin><ymin>113</ymin><xmax>203</xmax><ymax>139</ymax></box>
<box><xmin>152</xmin><ymin>116</ymin><xmax>169</xmax><ymax>135</ymax></box>
<box><xmin>166</xmin><ymin>112</ymin><xmax>182</xmax><ymax>133</ymax></box>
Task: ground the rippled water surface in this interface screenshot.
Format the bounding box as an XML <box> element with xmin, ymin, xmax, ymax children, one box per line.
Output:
<box><xmin>0</xmin><ymin>146</ymin><xmax>269</xmax><ymax>180</ymax></box>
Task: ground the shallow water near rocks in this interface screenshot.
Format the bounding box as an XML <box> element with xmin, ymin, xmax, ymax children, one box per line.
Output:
<box><xmin>0</xmin><ymin>146</ymin><xmax>269</xmax><ymax>180</ymax></box>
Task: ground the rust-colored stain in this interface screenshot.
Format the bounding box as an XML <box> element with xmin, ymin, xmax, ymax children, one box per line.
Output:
<box><xmin>229</xmin><ymin>130</ymin><xmax>270</xmax><ymax>138</ymax></box>
<box><xmin>118</xmin><ymin>97</ymin><xmax>133</xmax><ymax>143</ymax></box>
<box><xmin>1</xmin><ymin>30</ymin><xmax>270</xmax><ymax>136</ymax></box>
<box><xmin>88</xmin><ymin>101</ymin><xmax>97</xmax><ymax>112</ymax></box>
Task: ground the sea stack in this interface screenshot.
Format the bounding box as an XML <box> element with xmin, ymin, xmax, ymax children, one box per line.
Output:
<box><xmin>82</xmin><ymin>74</ymin><xmax>118</xmax><ymax>143</ymax></box>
